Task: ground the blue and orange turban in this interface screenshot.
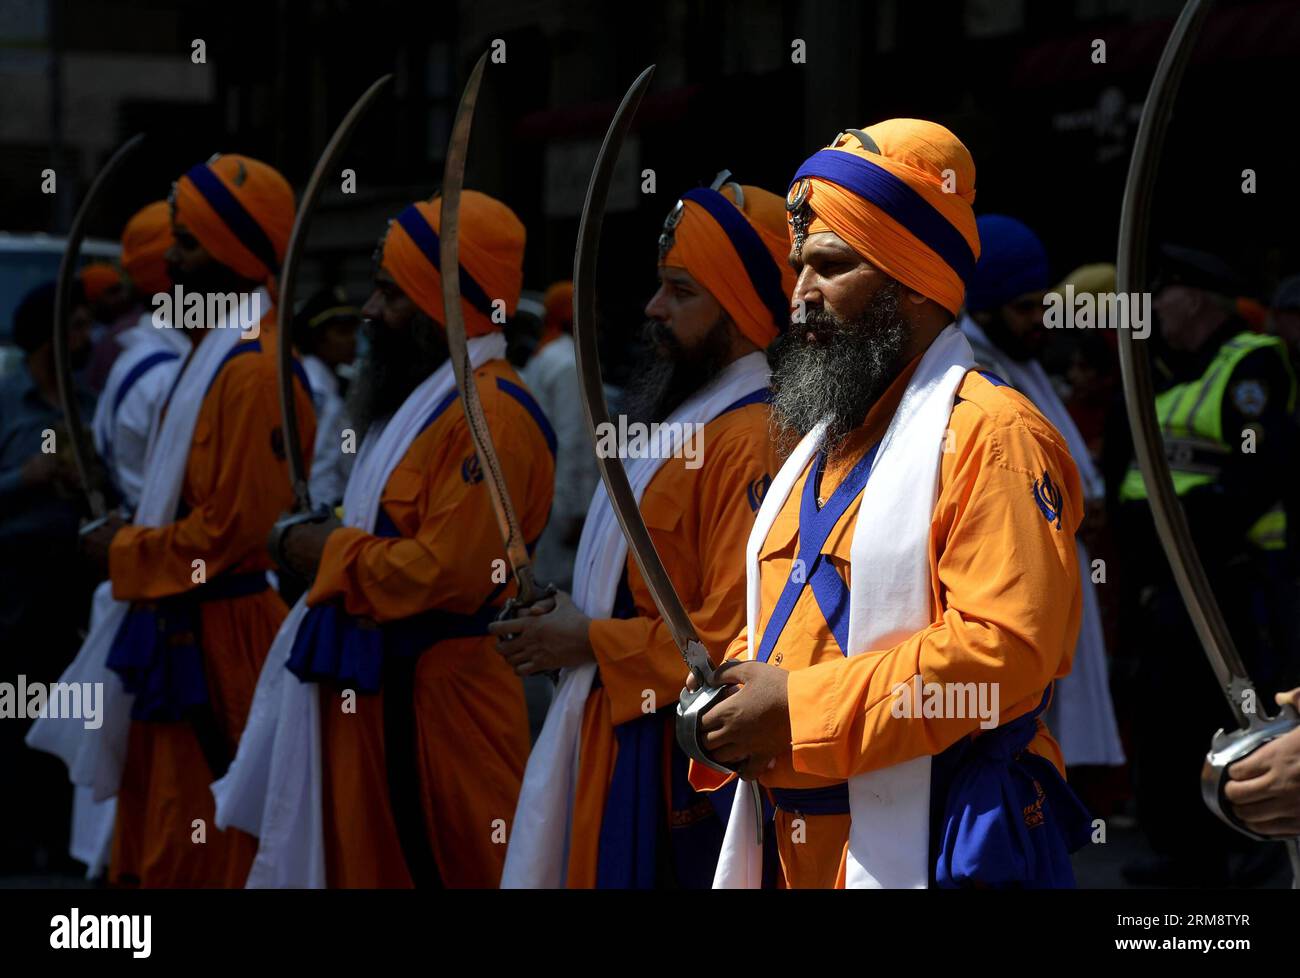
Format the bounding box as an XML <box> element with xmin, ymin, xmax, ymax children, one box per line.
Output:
<box><xmin>379</xmin><ymin>190</ymin><xmax>525</xmax><ymax>337</ymax></box>
<box><xmin>120</xmin><ymin>200</ymin><xmax>173</xmax><ymax>297</ymax></box>
<box><xmin>171</xmin><ymin>154</ymin><xmax>294</xmax><ymax>285</ymax></box>
<box><xmin>788</xmin><ymin>120</ymin><xmax>980</xmax><ymax>315</ymax></box>
<box><xmin>659</xmin><ymin>179</ymin><xmax>796</xmax><ymax>350</ymax></box>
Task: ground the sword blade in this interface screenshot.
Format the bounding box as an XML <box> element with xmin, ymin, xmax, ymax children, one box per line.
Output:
<box><xmin>440</xmin><ymin>50</ymin><xmax>540</xmax><ymax>606</ymax></box>
<box><xmin>54</xmin><ymin>132</ymin><xmax>146</xmax><ymax>519</ymax></box>
<box><xmin>1113</xmin><ymin>0</ymin><xmax>1258</xmax><ymax>728</ymax></box>
<box><xmin>277</xmin><ymin>73</ymin><xmax>392</xmax><ymax>512</ymax></box>
<box><xmin>572</xmin><ymin>66</ymin><xmax>713</xmax><ymax>682</ymax></box>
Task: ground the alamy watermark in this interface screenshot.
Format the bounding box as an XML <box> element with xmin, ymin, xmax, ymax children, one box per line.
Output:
<box><xmin>0</xmin><ymin>675</ymin><xmax>102</xmax><ymax>729</ymax></box>
<box><xmin>1043</xmin><ymin>285</ymin><xmax>1151</xmax><ymax>339</ymax></box>
<box><xmin>890</xmin><ymin>674</ymin><xmax>1000</xmax><ymax>730</ymax></box>
<box><xmin>151</xmin><ymin>287</ymin><xmax>261</xmax><ymax>338</ymax></box>
<box><xmin>593</xmin><ymin>415</ymin><xmax>705</xmax><ymax>469</ymax></box>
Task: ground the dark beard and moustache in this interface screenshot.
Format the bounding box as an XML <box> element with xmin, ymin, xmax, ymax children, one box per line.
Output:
<box><xmin>619</xmin><ymin>314</ymin><xmax>734</xmax><ymax>425</ymax></box>
<box><xmin>768</xmin><ymin>280</ymin><xmax>912</xmax><ymax>457</ymax></box>
<box><xmin>347</xmin><ymin>312</ymin><xmax>449</xmax><ymax>440</ymax></box>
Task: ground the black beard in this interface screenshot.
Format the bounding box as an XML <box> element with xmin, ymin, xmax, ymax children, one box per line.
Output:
<box><xmin>165</xmin><ymin>260</ymin><xmax>249</xmax><ymax>300</ymax></box>
<box><xmin>347</xmin><ymin>312</ymin><xmax>449</xmax><ymax>440</ymax></box>
<box><xmin>620</xmin><ymin>314</ymin><xmax>733</xmax><ymax>424</ymax></box>
<box><xmin>768</xmin><ymin>281</ymin><xmax>912</xmax><ymax>457</ymax></box>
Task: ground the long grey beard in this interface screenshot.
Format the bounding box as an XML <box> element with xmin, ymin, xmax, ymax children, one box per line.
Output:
<box><xmin>347</xmin><ymin>312</ymin><xmax>449</xmax><ymax>441</ymax></box>
<box><xmin>620</xmin><ymin>314</ymin><xmax>732</xmax><ymax>425</ymax></box>
<box><xmin>768</xmin><ymin>281</ymin><xmax>912</xmax><ymax>457</ymax></box>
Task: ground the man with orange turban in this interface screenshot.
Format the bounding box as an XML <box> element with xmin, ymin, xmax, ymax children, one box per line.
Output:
<box><xmin>223</xmin><ymin>190</ymin><xmax>554</xmax><ymax>888</ymax></box>
<box><xmin>520</xmin><ymin>279</ymin><xmax>597</xmax><ymax>591</ymax></box>
<box><xmin>64</xmin><ymin>153</ymin><xmax>315</xmax><ymax>887</ymax></box>
<box><xmin>685</xmin><ymin>122</ymin><xmax>1093</xmax><ymax>889</ymax></box>
<box><xmin>496</xmin><ymin>173</ymin><xmax>789</xmax><ymax>888</ymax></box>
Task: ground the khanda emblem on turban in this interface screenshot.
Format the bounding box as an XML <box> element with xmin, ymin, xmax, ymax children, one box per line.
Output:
<box><xmin>658</xmin><ymin>197</ymin><xmax>686</xmax><ymax>264</ymax></box>
<box><xmin>1032</xmin><ymin>470</ymin><xmax>1064</xmax><ymax>531</ymax></box>
<box><xmin>786</xmin><ymin>178</ymin><xmax>812</xmax><ymax>258</ymax></box>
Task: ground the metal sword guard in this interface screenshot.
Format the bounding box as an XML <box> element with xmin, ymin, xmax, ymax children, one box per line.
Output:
<box><xmin>1202</xmin><ymin>703</ymin><xmax>1300</xmax><ymax>842</ymax></box>
<box><xmin>267</xmin><ymin>504</ymin><xmax>336</xmax><ymax>583</ymax></box>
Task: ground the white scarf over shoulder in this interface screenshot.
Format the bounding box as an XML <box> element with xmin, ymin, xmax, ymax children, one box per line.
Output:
<box><xmin>714</xmin><ymin>324</ymin><xmax>973</xmax><ymax>889</ymax></box>
<box><xmin>211</xmin><ymin>332</ymin><xmax>506</xmax><ymax>888</ymax></box>
<box><xmin>26</xmin><ymin>294</ymin><xmax>266</xmax><ymax>801</ymax></box>
<box><xmin>502</xmin><ymin>351</ymin><xmax>771</xmax><ymax>888</ymax></box>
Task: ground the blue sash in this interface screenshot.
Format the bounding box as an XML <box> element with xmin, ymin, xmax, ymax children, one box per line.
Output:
<box><xmin>106</xmin><ymin>570</ymin><xmax>270</xmax><ymax>722</ymax></box>
<box><xmin>931</xmin><ymin>688</ymin><xmax>1093</xmax><ymax>888</ymax></box>
<box><xmin>756</xmin><ymin>442</ymin><xmax>880</xmax><ymax>662</ymax></box>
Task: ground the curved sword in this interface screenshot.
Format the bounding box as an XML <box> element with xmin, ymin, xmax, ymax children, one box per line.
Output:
<box><xmin>277</xmin><ymin>73</ymin><xmax>392</xmax><ymax>514</ymax></box>
<box><xmin>440</xmin><ymin>50</ymin><xmax>548</xmax><ymax>609</ymax></box>
<box><xmin>268</xmin><ymin>75</ymin><xmax>392</xmax><ymax>572</ymax></box>
<box><xmin>1115</xmin><ymin>0</ymin><xmax>1300</xmax><ymax>868</ymax></box>
<box><xmin>573</xmin><ymin>66</ymin><xmax>764</xmax><ymax>841</ymax></box>
<box><xmin>54</xmin><ymin>132</ymin><xmax>145</xmax><ymax>523</ymax></box>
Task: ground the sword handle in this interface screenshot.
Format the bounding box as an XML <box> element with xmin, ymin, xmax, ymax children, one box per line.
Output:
<box><xmin>1201</xmin><ymin>702</ymin><xmax>1300</xmax><ymax>846</ymax></box>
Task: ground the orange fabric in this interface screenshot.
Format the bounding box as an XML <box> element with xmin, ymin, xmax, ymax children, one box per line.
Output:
<box><xmin>172</xmin><ymin>154</ymin><xmax>294</xmax><ymax>284</ymax></box>
<box><xmin>796</xmin><ymin>120</ymin><xmax>979</xmax><ymax>315</ymax></box>
<box><xmin>563</xmin><ymin>400</ymin><xmax>780</xmax><ymax>885</ymax></box>
<box><xmin>1237</xmin><ymin>296</ymin><xmax>1268</xmax><ymax>330</ymax></box>
<box><xmin>80</xmin><ymin>262</ymin><xmax>122</xmax><ymax>304</ymax></box>
<box><xmin>381</xmin><ymin>192</ymin><xmax>525</xmax><ymax>338</ymax></box>
<box><xmin>663</xmin><ymin>184</ymin><xmax>796</xmax><ymax>350</ymax></box>
<box><xmin>306</xmin><ymin>359</ymin><xmax>552</xmax><ymax>887</ymax></box>
<box><xmin>690</xmin><ymin>364</ymin><xmax>1081</xmax><ymax>888</ymax></box>
<box><xmin>121</xmin><ymin>200</ymin><xmax>174</xmax><ymax>297</ymax></box>
<box><xmin>106</xmin><ymin>313</ymin><xmax>315</xmax><ymax>886</ymax></box>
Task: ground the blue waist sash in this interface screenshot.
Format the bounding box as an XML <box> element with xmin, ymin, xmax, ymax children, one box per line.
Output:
<box><xmin>932</xmin><ymin>688</ymin><xmax>1093</xmax><ymax>889</ymax></box>
<box><xmin>285</xmin><ymin>598</ymin><xmax>501</xmax><ymax>694</ymax></box>
<box><xmin>106</xmin><ymin>570</ymin><xmax>269</xmax><ymax>723</ymax></box>
<box><xmin>769</xmin><ymin>781</ymin><xmax>851</xmax><ymax>816</ymax></box>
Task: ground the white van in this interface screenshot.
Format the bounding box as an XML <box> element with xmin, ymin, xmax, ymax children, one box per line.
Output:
<box><xmin>0</xmin><ymin>232</ymin><xmax>119</xmax><ymax>377</ymax></box>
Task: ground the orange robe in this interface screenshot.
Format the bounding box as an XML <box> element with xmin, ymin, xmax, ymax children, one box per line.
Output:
<box><xmin>107</xmin><ymin>315</ymin><xmax>315</xmax><ymax>887</ymax></box>
<box><xmin>692</xmin><ymin>364</ymin><xmax>1083</xmax><ymax>888</ymax></box>
<box><xmin>565</xmin><ymin>398</ymin><xmax>779</xmax><ymax>887</ymax></box>
<box><xmin>306</xmin><ymin>358</ymin><xmax>552</xmax><ymax>888</ymax></box>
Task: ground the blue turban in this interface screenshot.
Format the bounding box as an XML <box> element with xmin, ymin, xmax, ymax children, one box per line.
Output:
<box><xmin>965</xmin><ymin>214</ymin><xmax>1049</xmax><ymax>314</ymax></box>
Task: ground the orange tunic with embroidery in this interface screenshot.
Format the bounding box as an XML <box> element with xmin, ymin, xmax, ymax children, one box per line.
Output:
<box><xmin>306</xmin><ymin>359</ymin><xmax>552</xmax><ymax>888</ymax></box>
<box><xmin>565</xmin><ymin>398</ymin><xmax>779</xmax><ymax>887</ymax></box>
<box><xmin>691</xmin><ymin>363</ymin><xmax>1082</xmax><ymax>888</ymax></box>
<box><xmin>107</xmin><ymin>315</ymin><xmax>315</xmax><ymax>887</ymax></box>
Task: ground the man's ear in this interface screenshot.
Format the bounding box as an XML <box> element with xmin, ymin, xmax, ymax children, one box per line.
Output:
<box><xmin>904</xmin><ymin>288</ymin><xmax>928</xmax><ymax>306</ymax></box>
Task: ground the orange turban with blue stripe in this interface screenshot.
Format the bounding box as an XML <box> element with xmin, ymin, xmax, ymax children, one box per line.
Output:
<box><xmin>379</xmin><ymin>191</ymin><xmax>525</xmax><ymax>337</ymax></box>
<box><xmin>171</xmin><ymin>154</ymin><xmax>294</xmax><ymax>285</ymax></box>
<box><xmin>121</xmin><ymin>200</ymin><xmax>173</xmax><ymax>297</ymax></box>
<box><xmin>659</xmin><ymin>180</ymin><xmax>796</xmax><ymax>350</ymax></box>
<box><xmin>788</xmin><ymin>120</ymin><xmax>979</xmax><ymax>315</ymax></box>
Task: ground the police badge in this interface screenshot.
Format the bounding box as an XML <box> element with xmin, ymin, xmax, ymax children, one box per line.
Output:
<box><xmin>786</xmin><ymin>178</ymin><xmax>812</xmax><ymax>259</ymax></box>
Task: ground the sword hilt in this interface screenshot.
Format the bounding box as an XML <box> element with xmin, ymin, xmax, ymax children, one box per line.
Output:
<box><xmin>1202</xmin><ymin>701</ymin><xmax>1300</xmax><ymax>843</ymax></box>
<box><xmin>676</xmin><ymin>679</ymin><xmax>764</xmax><ymax>846</ymax></box>
<box><xmin>267</xmin><ymin>504</ymin><xmax>335</xmax><ymax>583</ymax></box>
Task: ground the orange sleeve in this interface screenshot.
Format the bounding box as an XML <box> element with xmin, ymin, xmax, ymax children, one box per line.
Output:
<box><xmin>308</xmin><ymin>378</ymin><xmax>554</xmax><ymax>622</ymax></box>
<box><xmin>110</xmin><ymin>345</ymin><xmax>314</xmax><ymax>601</ymax></box>
<box><xmin>588</xmin><ymin>418</ymin><xmax>771</xmax><ymax>726</ymax></box>
<box><xmin>783</xmin><ymin>404</ymin><xmax>1084</xmax><ymax>781</ymax></box>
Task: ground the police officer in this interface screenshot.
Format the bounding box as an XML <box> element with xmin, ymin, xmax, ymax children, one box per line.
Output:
<box><xmin>1118</xmin><ymin>245</ymin><xmax>1298</xmax><ymax>886</ymax></box>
